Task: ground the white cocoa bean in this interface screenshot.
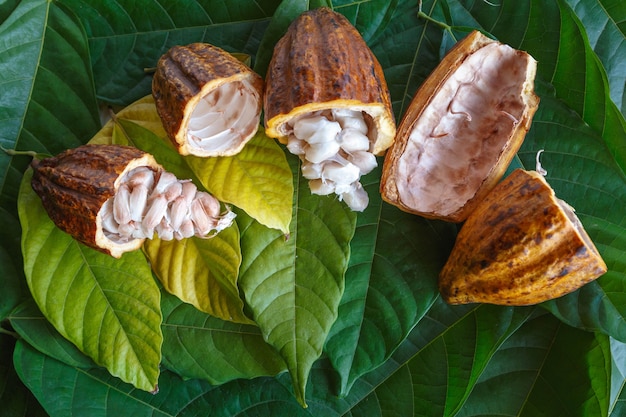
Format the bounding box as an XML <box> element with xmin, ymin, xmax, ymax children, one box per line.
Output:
<box><xmin>169</xmin><ymin>196</ymin><xmax>189</xmax><ymax>231</ymax></box>
<box><xmin>305</xmin><ymin>140</ymin><xmax>341</xmax><ymax>164</ymax></box>
<box><xmin>347</xmin><ymin>151</ymin><xmax>378</xmax><ymax>175</ymax></box>
<box><xmin>341</xmin><ymin>184</ymin><xmax>369</xmax><ymax>212</ymax></box>
<box><xmin>338</xmin><ymin>128</ymin><xmax>370</xmax><ymax>152</ymax></box>
<box><xmin>301</xmin><ymin>161</ymin><xmax>324</xmax><ymax>180</ymax></box>
<box><xmin>113</xmin><ymin>184</ymin><xmax>132</xmax><ymax>225</ymax></box>
<box><xmin>286</xmin><ymin>136</ymin><xmax>306</xmax><ymax>155</ymax></box>
<box><xmin>142</xmin><ymin>194</ymin><xmax>168</xmax><ymax>235</ymax></box>
<box><xmin>309</xmin><ymin>179</ymin><xmax>335</xmax><ymax>195</ymax></box>
<box><xmin>332</xmin><ymin>109</ymin><xmax>368</xmax><ymax>134</ymax></box>
<box><xmin>322</xmin><ymin>161</ymin><xmax>361</xmax><ymax>185</ymax></box>
<box><xmin>129</xmin><ymin>184</ymin><xmax>149</xmax><ymax>222</ymax></box>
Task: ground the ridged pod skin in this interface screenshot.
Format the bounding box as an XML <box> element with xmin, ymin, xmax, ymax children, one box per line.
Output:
<box><xmin>439</xmin><ymin>169</ymin><xmax>607</xmax><ymax>306</ymax></box>
<box><xmin>31</xmin><ymin>145</ymin><xmax>160</xmax><ymax>258</ymax></box>
<box><xmin>264</xmin><ymin>7</ymin><xmax>395</xmax><ymax>155</ymax></box>
<box><xmin>152</xmin><ymin>43</ymin><xmax>264</xmax><ymax>157</ymax></box>
<box><xmin>380</xmin><ymin>31</ymin><xmax>539</xmax><ymax>222</ymax></box>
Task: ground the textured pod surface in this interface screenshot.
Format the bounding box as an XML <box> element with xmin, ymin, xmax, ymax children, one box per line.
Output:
<box><xmin>264</xmin><ymin>7</ymin><xmax>395</xmax><ymax>155</ymax></box>
<box><xmin>439</xmin><ymin>169</ymin><xmax>607</xmax><ymax>306</ymax></box>
<box><xmin>380</xmin><ymin>30</ymin><xmax>539</xmax><ymax>222</ymax></box>
<box><xmin>31</xmin><ymin>144</ymin><xmax>159</xmax><ymax>258</ymax></box>
<box><xmin>152</xmin><ymin>43</ymin><xmax>264</xmax><ymax>157</ymax></box>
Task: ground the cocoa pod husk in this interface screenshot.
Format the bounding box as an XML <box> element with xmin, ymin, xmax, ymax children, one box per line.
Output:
<box><xmin>30</xmin><ymin>144</ymin><xmax>159</xmax><ymax>258</ymax></box>
<box><xmin>438</xmin><ymin>169</ymin><xmax>607</xmax><ymax>306</ymax></box>
<box><xmin>380</xmin><ymin>30</ymin><xmax>539</xmax><ymax>222</ymax></box>
<box><xmin>263</xmin><ymin>7</ymin><xmax>396</xmax><ymax>156</ymax></box>
<box><xmin>152</xmin><ymin>43</ymin><xmax>264</xmax><ymax>157</ymax></box>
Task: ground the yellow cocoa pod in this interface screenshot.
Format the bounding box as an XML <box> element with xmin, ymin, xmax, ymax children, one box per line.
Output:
<box><xmin>438</xmin><ymin>168</ymin><xmax>607</xmax><ymax>306</ymax></box>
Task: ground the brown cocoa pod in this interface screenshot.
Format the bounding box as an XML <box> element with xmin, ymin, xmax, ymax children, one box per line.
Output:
<box><xmin>31</xmin><ymin>144</ymin><xmax>235</xmax><ymax>258</ymax></box>
<box><xmin>438</xmin><ymin>168</ymin><xmax>607</xmax><ymax>306</ymax></box>
<box><xmin>152</xmin><ymin>43</ymin><xmax>264</xmax><ymax>157</ymax></box>
<box><xmin>380</xmin><ymin>30</ymin><xmax>540</xmax><ymax>222</ymax></box>
<box><xmin>263</xmin><ymin>7</ymin><xmax>396</xmax><ymax>211</ymax></box>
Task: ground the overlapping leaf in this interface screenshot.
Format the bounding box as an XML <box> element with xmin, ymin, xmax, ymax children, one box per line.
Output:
<box><xmin>160</xmin><ymin>291</ymin><xmax>286</xmax><ymax>383</ymax></box>
<box><xmin>58</xmin><ymin>0</ymin><xmax>279</xmax><ymax>104</ymax></box>
<box><xmin>564</xmin><ymin>0</ymin><xmax>626</xmax><ymax>115</ymax></box>
<box><xmin>144</xmin><ymin>227</ymin><xmax>250</xmax><ymax>324</ymax></box>
<box><xmin>0</xmin><ymin>0</ymin><xmax>99</xmax><ymax>216</ymax></box>
<box><xmin>324</xmin><ymin>167</ymin><xmax>457</xmax><ymax>395</ymax></box>
<box><xmin>18</xmin><ymin>169</ymin><xmax>162</xmax><ymax>392</ymax></box>
<box><xmin>93</xmin><ymin>96</ymin><xmax>294</xmax><ymax>234</ymax></box>
<box><xmin>237</xmin><ymin>154</ymin><xmax>357</xmax><ymax>406</ymax></box>
<box><xmin>5</xmin><ymin>0</ymin><xmax>626</xmax><ymax>415</ymax></box>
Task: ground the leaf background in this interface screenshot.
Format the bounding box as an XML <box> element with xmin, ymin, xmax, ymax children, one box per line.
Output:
<box><xmin>1</xmin><ymin>0</ymin><xmax>626</xmax><ymax>416</ymax></box>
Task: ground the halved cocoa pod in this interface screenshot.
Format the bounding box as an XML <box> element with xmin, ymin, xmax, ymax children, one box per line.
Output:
<box><xmin>31</xmin><ymin>144</ymin><xmax>235</xmax><ymax>258</ymax></box>
<box><xmin>264</xmin><ymin>7</ymin><xmax>396</xmax><ymax>211</ymax></box>
<box><xmin>438</xmin><ymin>168</ymin><xmax>607</xmax><ymax>306</ymax></box>
<box><xmin>152</xmin><ymin>43</ymin><xmax>264</xmax><ymax>157</ymax></box>
<box><xmin>380</xmin><ymin>30</ymin><xmax>539</xmax><ymax>222</ymax></box>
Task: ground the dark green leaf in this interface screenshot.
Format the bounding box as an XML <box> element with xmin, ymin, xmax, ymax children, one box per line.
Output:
<box><xmin>325</xmin><ymin>164</ymin><xmax>457</xmax><ymax>395</ymax></box>
<box><xmin>59</xmin><ymin>0</ymin><xmax>278</xmax><ymax>104</ymax></box>
<box><xmin>0</xmin><ymin>0</ymin><xmax>99</xmax><ymax>215</ymax></box>
<box><xmin>458</xmin><ymin>313</ymin><xmax>610</xmax><ymax>417</ymax></box>
<box><xmin>160</xmin><ymin>291</ymin><xmax>286</xmax><ymax>384</ymax></box>
<box><xmin>1</xmin><ymin>335</ymin><xmax>47</xmax><ymax>417</ymax></box>
<box><xmin>9</xmin><ymin>299</ymin><xmax>95</xmax><ymax>369</ymax></box>
<box><xmin>238</xmin><ymin>154</ymin><xmax>357</xmax><ymax>406</ymax></box>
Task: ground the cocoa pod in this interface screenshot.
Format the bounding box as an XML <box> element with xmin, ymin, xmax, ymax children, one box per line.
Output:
<box><xmin>31</xmin><ymin>144</ymin><xmax>235</xmax><ymax>258</ymax></box>
<box><xmin>263</xmin><ymin>7</ymin><xmax>396</xmax><ymax>211</ymax></box>
<box><xmin>380</xmin><ymin>30</ymin><xmax>539</xmax><ymax>222</ymax></box>
<box><xmin>438</xmin><ymin>168</ymin><xmax>607</xmax><ymax>306</ymax></box>
<box><xmin>152</xmin><ymin>43</ymin><xmax>264</xmax><ymax>157</ymax></box>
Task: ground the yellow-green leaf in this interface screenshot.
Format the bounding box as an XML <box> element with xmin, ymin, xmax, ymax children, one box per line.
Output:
<box><xmin>18</xmin><ymin>169</ymin><xmax>162</xmax><ymax>392</ymax></box>
<box><xmin>143</xmin><ymin>225</ymin><xmax>252</xmax><ymax>324</ymax></box>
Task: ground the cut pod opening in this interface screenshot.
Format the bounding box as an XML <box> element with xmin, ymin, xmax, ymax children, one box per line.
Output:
<box><xmin>285</xmin><ymin>109</ymin><xmax>377</xmax><ymax>211</ymax></box>
<box><xmin>186</xmin><ymin>79</ymin><xmax>261</xmax><ymax>155</ymax></box>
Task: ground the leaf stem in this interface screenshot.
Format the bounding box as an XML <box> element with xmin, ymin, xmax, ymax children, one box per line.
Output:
<box><xmin>0</xmin><ymin>325</ymin><xmax>20</xmax><ymax>339</ymax></box>
<box><xmin>0</xmin><ymin>145</ymin><xmax>39</xmax><ymax>158</ymax></box>
<box><xmin>417</xmin><ymin>10</ymin><xmax>452</xmax><ymax>32</ymax></box>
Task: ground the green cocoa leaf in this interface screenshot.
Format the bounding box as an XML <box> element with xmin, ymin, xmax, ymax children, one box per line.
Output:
<box><xmin>144</xmin><ymin>226</ymin><xmax>251</xmax><ymax>325</ymax></box>
<box><xmin>325</xmin><ymin>165</ymin><xmax>457</xmax><ymax>396</ymax></box>
<box><xmin>160</xmin><ymin>291</ymin><xmax>286</xmax><ymax>383</ymax></box>
<box><xmin>564</xmin><ymin>0</ymin><xmax>626</xmax><ymax>115</ymax></box>
<box><xmin>1</xmin><ymin>335</ymin><xmax>47</xmax><ymax>417</ymax></box>
<box><xmin>237</xmin><ymin>154</ymin><xmax>357</xmax><ymax>406</ymax></box>
<box><xmin>58</xmin><ymin>0</ymin><xmax>278</xmax><ymax>104</ymax></box>
<box><xmin>18</xmin><ymin>169</ymin><xmax>162</xmax><ymax>392</ymax></box>
<box><xmin>0</xmin><ymin>0</ymin><xmax>99</xmax><ymax>216</ymax></box>
<box><xmin>185</xmin><ymin>129</ymin><xmax>294</xmax><ymax>235</ymax></box>
<box><xmin>458</xmin><ymin>313</ymin><xmax>610</xmax><ymax>417</ymax></box>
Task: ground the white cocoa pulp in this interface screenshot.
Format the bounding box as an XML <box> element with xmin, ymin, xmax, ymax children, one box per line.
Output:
<box><xmin>396</xmin><ymin>42</ymin><xmax>530</xmax><ymax>216</ymax></box>
<box><xmin>100</xmin><ymin>167</ymin><xmax>235</xmax><ymax>243</ymax></box>
<box><xmin>286</xmin><ymin>109</ymin><xmax>376</xmax><ymax>211</ymax></box>
<box><xmin>187</xmin><ymin>80</ymin><xmax>260</xmax><ymax>154</ymax></box>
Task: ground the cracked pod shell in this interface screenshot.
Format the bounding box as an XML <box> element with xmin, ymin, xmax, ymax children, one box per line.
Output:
<box><xmin>263</xmin><ymin>7</ymin><xmax>396</xmax><ymax>156</ymax></box>
<box><xmin>438</xmin><ymin>169</ymin><xmax>607</xmax><ymax>306</ymax></box>
<box><xmin>152</xmin><ymin>43</ymin><xmax>264</xmax><ymax>157</ymax></box>
<box><xmin>380</xmin><ymin>30</ymin><xmax>539</xmax><ymax>222</ymax></box>
<box><xmin>31</xmin><ymin>145</ymin><xmax>160</xmax><ymax>258</ymax></box>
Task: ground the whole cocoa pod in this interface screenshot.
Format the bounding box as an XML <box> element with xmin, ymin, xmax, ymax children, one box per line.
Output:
<box><xmin>152</xmin><ymin>43</ymin><xmax>264</xmax><ymax>157</ymax></box>
<box><xmin>264</xmin><ymin>7</ymin><xmax>396</xmax><ymax>211</ymax></box>
<box><xmin>31</xmin><ymin>144</ymin><xmax>235</xmax><ymax>258</ymax></box>
<box><xmin>438</xmin><ymin>168</ymin><xmax>607</xmax><ymax>306</ymax></box>
<box><xmin>381</xmin><ymin>30</ymin><xmax>539</xmax><ymax>222</ymax></box>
